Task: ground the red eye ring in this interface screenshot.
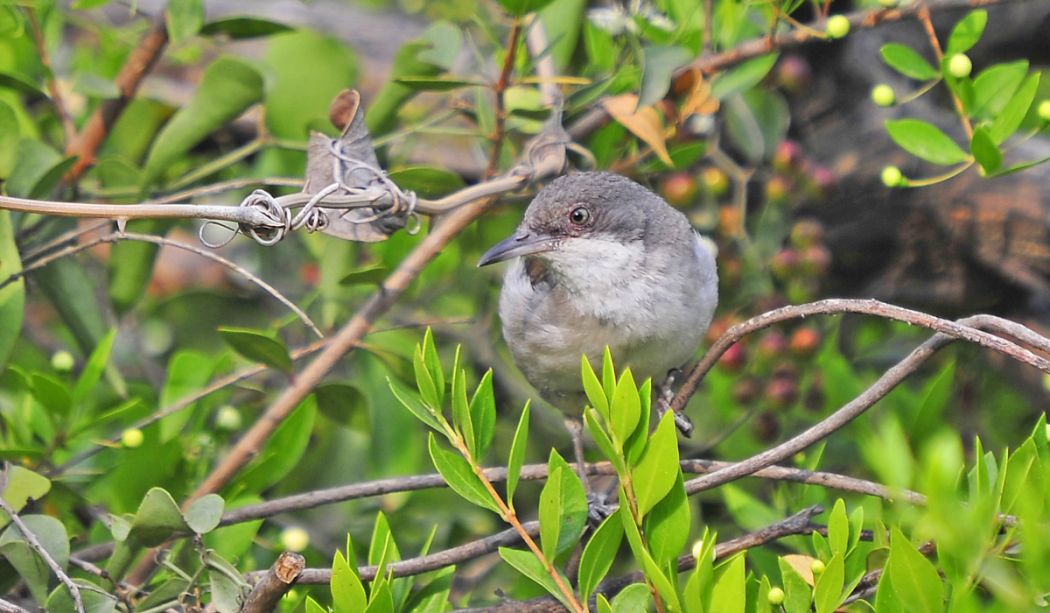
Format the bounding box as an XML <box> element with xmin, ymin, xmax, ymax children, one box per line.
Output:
<box><xmin>569</xmin><ymin>206</ymin><xmax>591</xmax><ymax>225</ymax></box>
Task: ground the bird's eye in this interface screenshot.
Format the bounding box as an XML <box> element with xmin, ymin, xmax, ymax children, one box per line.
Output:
<box><xmin>568</xmin><ymin>207</ymin><xmax>591</xmax><ymax>226</ymax></box>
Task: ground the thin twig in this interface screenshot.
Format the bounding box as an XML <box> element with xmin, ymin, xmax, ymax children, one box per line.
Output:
<box><xmin>0</xmin><ymin>495</ymin><xmax>84</xmax><ymax>613</ymax></box>
<box><xmin>681</xmin><ymin>313</ymin><xmax>1047</xmax><ymax>494</ymax></box>
<box><xmin>25</xmin><ymin>7</ymin><xmax>76</xmax><ymax>144</ymax></box>
<box><xmin>66</xmin><ymin>14</ymin><xmax>168</xmax><ymax>181</ymax></box>
<box><xmin>0</xmin><ymin>598</ymin><xmax>30</xmax><ymax>613</ymax></box>
<box><xmin>917</xmin><ymin>1</ymin><xmax>974</xmax><ymax>139</ymax></box>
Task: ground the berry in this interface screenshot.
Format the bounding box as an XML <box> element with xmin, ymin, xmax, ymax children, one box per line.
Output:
<box><xmin>1038</xmin><ymin>100</ymin><xmax>1050</xmax><ymax>122</ymax></box>
<box><xmin>701</xmin><ymin>167</ymin><xmax>730</xmax><ymax>197</ymax></box>
<box><xmin>789</xmin><ymin>220</ymin><xmax>825</xmax><ymax>249</ymax></box>
<box><xmin>757</xmin><ymin>331</ymin><xmax>789</xmax><ymax>362</ymax></box>
<box><xmin>799</xmin><ymin>244</ymin><xmax>832</xmax><ymax>277</ymax></box>
<box><xmin>776</xmin><ymin>55</ymin><xmax>812</xmax><ymax>94</ymax></box>
<box><xmin>51</xmin><ymin>350</ymin><xmax>75</xmax><ymax>373</ymax></box>
<box><xmin>765</xmin><ymin>378</ymin><xmax>799</xmax><ymax>408</ymax></box>
<box><xmin>732</xmin><ymin>377</ymin><xmax>761</xmax><ymax>405</ymax></box>
<box><xmin>718</xmin><ymin>205</ymin><xmax>744</xmax><ymax>236</ymax></box>
<box><xmin>811</xmin><ymin>559</ymin><xmax>826</xmax><ymax>575</ymax></box>
<box><xmin>768</xmin><ymin>587</ymin><xmax>786</xmax><ymax>605</ymax></box>
<box><xmin>881</xmin><ymin>165</ymin><xmax>903</xmax><ymax>187</ymax></box>
<box><xmin>790</xmin><ymin>327</ymin><xmax>823</xmax><ymax>357</ymax></box>
<box><xmin>808</xmin><ymin>165</ymin><xmax>837</xmax><ymax>198</ymax></box>
<box><xmin>772</xmin><ymin>140</ymin><xmax>802</xmax><ymax>172</ymax></box>
<box><xmin>660</xmin><ymin>172</ymin><xmax>699</xmax><ymax>207</ymax></box>
<box><xmin>718</xmin><ymin>341</ymin><xmax>748</xmax><ymax>372</ymax></box>
<box><xmin>280</xmin><ymin>527</ymin><xmax>310</xmax><ymax>552</ymax></box>
<box><xmin>826</xmin><ymin>15</ymin><xmax>850</xmax><ymax>39</ymax></box>
<box><xmin>691</xmin><ymin>540</ymin><xmax>706</xmax><ymax>561</ymax></box>
<box><xmin>765</xmin><ymin>176</ymin><xmax>791</xmax><ymax>205</ymax></box>
<box><xmin>948</xmin><ymin>53</ymin><xmax>972</xmax><ymax>78</ymax></box>
<box><xmin>216</xmin><ymin>405</ymin><xmax>242</xmax><ymax>431</ymax></box>
<box><xmin>770</xmin><ymin>248</ymin><xmax>800</xmax><ymax>280</ymax></box>
<box><xmin>121</xmin><ymin>429</ymin><xmax>144</xmax><ymax>448</ymax></box>
<box><xmin>871</xmin><ymin>84</ymin><xmax>896</xmax><ymax>107</ymax></box>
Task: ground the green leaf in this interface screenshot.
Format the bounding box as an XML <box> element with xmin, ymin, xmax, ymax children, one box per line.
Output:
<box><xmin>125</xmin><ymin>488</ymin><xmax>189</xmax><ymax>546</ymax></box>
<box><xmin>813</xmin><ymin>553</ymin><xmax>845</xmax><ymax>613</ymax></box>
<box><xmin>219</xmin><ymin>327</ymin><xmax>293</xmax><ymax>374</ymax></box>
<box><xmin>539</xmin><ymin>465</ymin><xmax>564</xmax><ymax>563</ymax></box>
<box><xmin>46</xmin><ymin>579</ymin><xmax>117</xmax><ymax>613</ymax></box>
<box><xmin>332</xmin><ymin>550</ymin><xmax>367</xmax><ymax>613</ymax></box>
<box><xmin>0</xmin><ymin>211</ymin><xmax>24</xmax><ymax>371</ymax></box>
<box><xmin>315</xmin><ymin>383</ymin><xmax>369</xmax><ymax>430</ymax></box>
<box><xmin>643</xmin><ymin>471</ymin><xmax>690</xmax><ymax>565</ymax></box>
<box><xmin>7</xmin><ymin>139</ymin><xmax>75</xmax><ymax>199</ymax></box>
<box><xmin>0</xmin><ymin>99</ymin><xmax>21</xmax><ymax>178</ymax></box>
<box><xmin>946</xmin><ymin>10</ymin><xmax>987</xmax><ymax>55</ymax></box>
<box><xmin>578</xmin><ymin>509</ymin><xmax>623</xmax><ymax>600</ymax></box>
<box><xmin>497</xmin><ymin>0</ymin><xmax>557</xmax><ymax>17</ymax></box>
<box><xmin>585</xmin><ymin>408</ymin><xmax>622</xmax><ymax>473</ymax></box>
<box><xmin>610</xmin><ymin>584</ymin><xmax>651</xmax><ymax>611</ymax></box>
<box><xmin>885</xmin><ymin>119</ymin><xmax>969</xmax><ymax>165</ymax></box>
<box><xmin>506</xmin><ymin>402</ymin><xmax>530</xmax><ymax>507</ymax></box>
<box><xmin>0</xmin><ymin>71</ymin><xmax>47</xmax><ymax>99</ymax></box>
<box><xmin>158</xmin><ymin>350</ymin><xmax>216</xmax><ymax>441</ymax></box>
<box><xmin>451</xmin><ymin>363</ymin><xmax>474</xmax><ymax>456</ymax></box>
<box><xmin>166</xmin><ymin>0</ymin><xmax>203</xmax><ymax>45</ymax></box>
<box><xmin>339</xmin><ymin>264</ymin><xmax>389</xmax><ymax>286</ymax></box>
<box><xmin>630</xmin><ymin>412</ymin><xmax>681</xmax><ymax>516</ymax></box>
<box><xmin>971</xmin><ymin>60</ymin><xmax>1028</xmax><ymax>119</ymax></box>
<box><xmin>428</xmin><ymin>433</ymin><xmax>499</xmax><ymax>513</ymax></box>
<box><xmin>499</xmin><ymin>547</ymin><xmax>573</xmax><ymax>609</ymax></box>
<box><xmin>989</xmin><ymin>72</ymin><xmax>1039</xmax><ymax>143</ymax></box>
<box><xmin>880</xmin><ymin>43</ymin><xmax>938</xmax><ymax>80</ymax></box>
<box><xmin>0</xmin><ymin>466</ymin><xmax>51</xmax><ymax>514</ymax></box>
<box><xmin>638</xmin><ymin>45</ymin><xmax>692</xmax><ymax>108</ymax></box>
<box><xmin>388</xmin><ymin>377</ymin><xmax>443</xmax><ymax>432</ymax></box>
<box><xmin>827</xmin><ymin>499</ymin><xmax>848</xmax><ymax>557</ymax></box>
<box><xmin>0</xmin><ymin>515</ymin><xmax>70</xmax><ymax>604</ymax></box>
<box><xmin>72</xmin><ymin>328</ymin><xmax>117</xmax><ymax>407</ymax></box>
<box><xmin>619</xmin><ymin>490</ymin><xmax>681</xmax><ymax>610</ymax></box>
<box><xmin>875</xmin><ymin>527</ymin><xmax>944</xmax><ymax>612</ymax></box>
<box><xmin>581</xmin><ymin>355</ymin><xmax>609</xmax><ymax>419</ymax></box>
<box><xmin>610</xmin><ymin>369</ymin><xmax>642</xmax><ymax>447</ymax></box>
<box><xmin>421</xmin><ymin>329</ymin><xmax>445</xmax><ymax>408</ymax></box>
<box><xmin>778</xmin><ymin>556</ymin><xmax>812</xmax><ymax>613</ymax></box>
<box><xmin>30</xmin><ymin>373</ymin><xmax>71</xmax><ymax>415</ymax></box>
<box><xmin>710</xmin><ymin>553</ymin><xmax>746</xmax><ymax>613</ymax></box>
<box><xmin>234</xmin><ymin>397</ymin><xmax>317</xmax><ymax>493</ymax></box>
<box><xmin>970</xmin><ymin>125</ymin><xmax>1002</xmax><ymax>173</ymax></box>
<box><xmin>184</xmin><ymin>494</ymin><xmax>224</xmax><ymax>534</ymax></box>
<box><xmin>546</xmin><ymin>450</ymin><xmax>588</xmax><ymax>557</ymax></box>
<box><xmin>143</xmin><ymin>56</ymin><xmax>264</xmax><ymax>184</ymax></box>
<box><xmin>469</xmin><ymin>369</ymin><xmax>496</xmax><ymax>457</ymax></box>
<box><xmin>392</xmin><ymin>76</ymin><xmax>482</xmax><ymax>91</ymax></box>
<box><xmin>711</xmin><ymin>54</ymin><xmax>778</xmax><ymax>100</ymax></box>
<box><xmin>388</xmin><ymin>166</ymin><xmax>466</xmax><ymax>199</ymax></box>
<box><xmin>200</xmin><ymin>16</ymin><xmax>293</xmax><ymax>39</ymax></box>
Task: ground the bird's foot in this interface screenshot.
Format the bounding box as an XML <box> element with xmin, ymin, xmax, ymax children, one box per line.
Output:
<box><xmin>656</xmin><ymin>368</ymin><xmax>694</xmax><ymax>437</ymax></box>
<box><xmin>587</xmin><ymin>491</ymin><xmax>615</xmax><ymax>525</ymax></box>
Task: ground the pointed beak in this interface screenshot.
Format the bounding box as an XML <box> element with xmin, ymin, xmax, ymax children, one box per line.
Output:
<box><xmin>477</xmin><ymin>232</ymin><xmax>557</xmax><ymax>267</ymax></box>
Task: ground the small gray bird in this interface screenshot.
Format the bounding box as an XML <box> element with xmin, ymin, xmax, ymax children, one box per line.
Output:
<box><xmin>479</xmin><ymin>171</ymin><xmax>718</xmax><ymax>426</ymax></box>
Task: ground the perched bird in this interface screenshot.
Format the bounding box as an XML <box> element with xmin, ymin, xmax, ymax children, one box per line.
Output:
<box><xmin>478</xmin><ymin>171</ymin><xmax>718</xmax><ymax>458</ymax></box>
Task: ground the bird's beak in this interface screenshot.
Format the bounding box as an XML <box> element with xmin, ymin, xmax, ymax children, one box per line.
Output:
<box><xmin>477</xmin><ymin>232</ymin><xmax>557</xmax><ymax>267</ymax></box>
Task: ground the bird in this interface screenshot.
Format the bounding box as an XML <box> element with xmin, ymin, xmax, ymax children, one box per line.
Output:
<box><xmin>478</xmin><ymin>171</ymin><xmax>718</xmax><ymax>485</ymax></box>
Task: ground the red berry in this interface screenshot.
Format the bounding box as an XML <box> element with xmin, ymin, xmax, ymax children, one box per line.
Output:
<box><xmin>790</xmin><ymin>327</ymin><xmax>822</xmax><ymax>357</ymax></box>
<box><xmin>718</xmin><ymin>341</ymin><xmax>748</xmax><ymax>372</ymax></box>
<box><xmin>773</xmin><ymin>140</ymin><xmax>803</xmax><ymax>172</ymax></box>
<box><xmin>756</xmin><ymin>331</ymin><xmax>788</xmax><ymax>362</ymax></box>
<box><xmin>718</xmin><ymin>205</ymin><xmax>744</xmax><ymax>236</ymax></box>
<box><xmin>765</xmin><ymin>378</ymin><xmax>799</xmax><ymax>408</ymax></box>
<box><xmin>661</xmin><ymin>172</ymin><xmax>699</xmax><ymax>207</ymax></box>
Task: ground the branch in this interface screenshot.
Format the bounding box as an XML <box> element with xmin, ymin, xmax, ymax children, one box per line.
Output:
<box><xmin>25</xmin><ymin>7</ymin><xmax>76</xmax><ymax>144</ymax></box>
<box><xmin>0</xmin><ymin>496</ymin><xmax>84</xmax><ymax>613</ymax></box>
<box><xmin>241</xmin><ymin>552</ymin><xmax>305</xmax><ymax>613</ymax></box>
<box><xmin>682</xmin><ymin>313</ymin><xmax>1050</xmax><ymax>494</ymax></box>
<box><xmin>0</xmin><ymin>599</ymin><xmax>30</xmax><ymax>613</ymax></box>
<box><xmin>66</xmin><ymin>14</ymin><xmax>168</xmax><ymax>181</ymax></box>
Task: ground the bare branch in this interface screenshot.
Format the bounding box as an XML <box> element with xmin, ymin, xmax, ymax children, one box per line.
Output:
<box><xmin>0</xmin><ymin>598</ymin><xmax>30</xmax><ymax>613</ymax></box>
<box><xmin>0</xmin><ymin>496</ymin><xmax>84</xmax><ymax>613</ymax></box>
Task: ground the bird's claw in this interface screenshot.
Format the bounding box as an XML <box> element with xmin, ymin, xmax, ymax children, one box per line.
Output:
<box><xmin>657</xmin><ymin>368</ymin><xmax>694</xmax><ymax>437</ymax></box>
<box><xmin>587</xmin><ymin>491</ymin><xmax>615</xmax><ymax>525</ymax></box>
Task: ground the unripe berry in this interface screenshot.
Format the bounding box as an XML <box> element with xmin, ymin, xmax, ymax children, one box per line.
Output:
<box><xmin>215</xmin><ymin>405</ymin><xmax>242</xmax><ymax>431</ymax></box>
<box><xmin>770</xmin><ymin>248</ymin><xmax>800</xmax><ymax>280</ymax></box>
<box><xmin>280</xmin><ymin>527</ymin><xmax>310</xmax><ymax>552</ymax></box>
<box><xmin>947</xmin><ymin>53</ymin><xmax>972</xmax><ymax>78</ymax></box>
<box><xmin>776</xmin><ymin>55</ymin><xmax>812</xmax><ymax>94</ymax></box>
<box><xmin>767</xmin><ymin>587</ymin><xmax>786</xmax><ymax>605</ymax></box>
<box><xmin>1038</xmin><ymin>100</ymin><xmax>1050</xmax><ymax>122</ymax></box>
<box><xmin>691</xmin><ymin>540</ymin><xmax>705</xmax><ymax>561</ymax></box>
<box><xmin>789</xmin><ymin>220</ymin><xmax>825</xmax><ymax>249</ymax></box>
<box><xmin>826</xmin><ymin>15</ymin><xmax>850</xmax><ymax>39</ymax></box>
<box><xmin>121</xmin><ymin>428</ymin><xmax>144</xmax><ymax>448</ymax></box>
<box><xmin>50</xmin><ymin>350</ymin><xmax>75</xmax><ymax>373</ymax></box>
<box><xmin>811</xmin><ymin>559</ymin><xmax>826</xmax><ymax>575</ymax></box>
<box><xmin>871</xmin><ymin>84</ymin><xmax>896</xmax><ymax>107</ymax></box>
<box><xmin>765</xmin><ymin>176</ymin><xmax>791</xmax><ymax>205</ymax></box>
<box><xmin>881</xmin><ymin>165</ymin><xmax>903</xmax><ymax>187</ymax></box>
<box><xmin>701</xmin><ymin>167</ymin><xmax>730</xmax><ymax>197</ymax></box>
<box><xmin>660</xmin><ymin>172</ymin><xmax>699</xmax><ymax>207</ymax></box>
<box><xmin>799</xmin><ymin>244</ymin><xmax>832</xmax><ymax>277</ymax></box>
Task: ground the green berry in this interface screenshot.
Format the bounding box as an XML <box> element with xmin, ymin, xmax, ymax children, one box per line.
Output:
<box><xmin>280</xmin><ymin>527</ymin><xmax>310</xmax><ymax>552</ymax></box>
<box><xmin>881</xmin><ymin>165</ymin><xmax>903</xmax><ymax>187</ymax></box>
<box><xmin>215</xmin><ymin>405</ymin><xmax>242</xmax><ymax>431</ymax></box>
<box><xmin>811</xmin><ymin>559</ymin><xmax>826</xmax><ymax>575</ymax></box>
<box><xmin>50</xmin><ymin>350</ymin><xmax>75</xmax><ymax>373</ymax></box>
<box><xmin>691</xmin><ymin>540</ymin><xmax>705</xmax><ymax>561</ymax></box>
<box><xmin>826</xmin><ymin>15</ymin><xmax>850</xmax><ymax>39</ymax></box>
<box><xmin>1038</xmin><ymin>100</ymin><xmax>1050</xmax><ymax>122</ymax></box>
<box><xmin>948</xmin><ymin>53</ymin><xmax>972</xmax><ymax>78</ymax></box>
<box><xmin>121</xmin><ymin>428</ymin><xmax>144</xmax><ymax>448</ymax></box>
<box><xmin>768</xmin><ymin>587</ymin><xmax>786</xmax><ymax>605</ymax></box>
<box><xmin>871</xmin><ymin>84</ymin><xmax>896</xmax><ymax>107</ymax></box>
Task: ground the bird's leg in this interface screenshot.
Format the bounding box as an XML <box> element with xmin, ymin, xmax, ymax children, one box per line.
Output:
<box><xmin>564</xmin><ymin>416</ymin><xmax>612</xmax><ymax>523</ymax></box>
<box><xmin>656</xmin><ymin>368</ymin><xmax>694</xmax><ymax>437</ymax></box>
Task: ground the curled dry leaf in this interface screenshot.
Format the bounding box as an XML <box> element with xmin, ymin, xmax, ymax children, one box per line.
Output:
<box><xmin>601</xmin><ymin>94</ymin><xmax>674</xmax><ymax>166</ymax></box>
